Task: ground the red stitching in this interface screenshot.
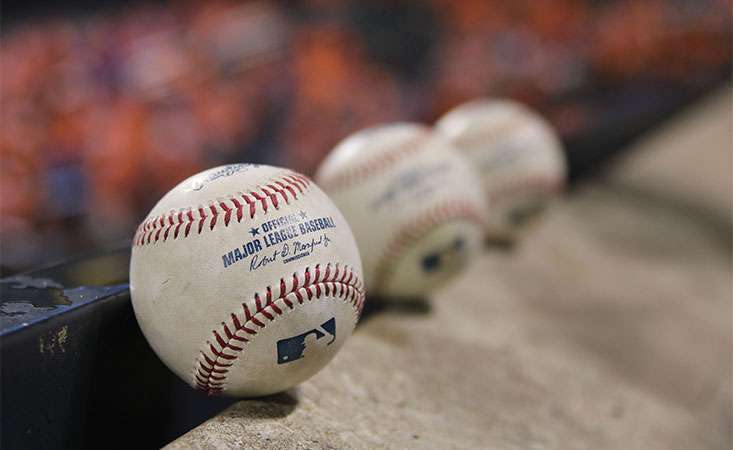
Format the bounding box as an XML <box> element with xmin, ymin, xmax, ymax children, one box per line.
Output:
<box><xmin>317</xmin><ymin>133</ymin><xmax>428</xmax><ymax>192</ymax></box>
<box><xmin>372</xmin><ymin>201</ymin><xmax>486</xmax><ymax>290</ymax></box>
<box><xmin>132</xmin><ymin>173</ymin><xmax>312</xmax><ymax>246</ymax></box>
<box><xmin>194</xmin><ymin>263</ymin><xmax>364</xmax><ymax>395</ymax></box>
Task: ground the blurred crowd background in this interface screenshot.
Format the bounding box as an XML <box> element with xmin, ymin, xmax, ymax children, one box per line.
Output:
<box><xmin>1</xmin><ymin>0</ymin><xmax>731</xmax><ymax>275</ymax></box>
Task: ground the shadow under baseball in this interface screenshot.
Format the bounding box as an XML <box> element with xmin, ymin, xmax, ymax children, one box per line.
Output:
<box><xmin>357</xmin><ymin>295</ymin><xmax>432</xmax><ymax>328</ymax></box>
<box><xmin>219</xmin><ymin>390</ymin><xmax>299</xmax><ymax>420</ymax></box>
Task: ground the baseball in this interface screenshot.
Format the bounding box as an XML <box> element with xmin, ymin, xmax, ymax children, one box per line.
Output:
<box><xmin>315</xmin><ymin>123</ymin><xmax>488</xmax><ymax>300</ymax></box>
<box><xmin>130</xmin><ymin>164</ymin><xmax>364</xmax><ymax>397</ymax></box>
<box><xmin>435</xmin><ymin>99</ymin><xmax>567</xmax><ymax>242</ymax></box>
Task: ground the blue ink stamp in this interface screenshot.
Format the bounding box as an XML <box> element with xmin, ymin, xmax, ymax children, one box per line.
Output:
<box><xmin>277</xmin><ymin>318</ymin><xmax>336</xmax><ymax>364</ymax></box>
<box><xmin>421</xmin><ymin>238</ymin><xmax>465</xmax><ymax>272</ymax></box>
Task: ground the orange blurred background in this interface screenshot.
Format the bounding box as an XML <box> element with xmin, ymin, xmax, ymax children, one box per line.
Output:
<box><xmin>1</xmin><ymin>0</ymin><xmax>731</xmax><ymax>274</ymax></box>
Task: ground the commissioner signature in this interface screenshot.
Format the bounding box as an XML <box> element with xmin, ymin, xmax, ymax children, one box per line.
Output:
<box><xmin>249</xmin><ymin>234</ymin><xmax>331</xmax><ymax>271</ymax></box>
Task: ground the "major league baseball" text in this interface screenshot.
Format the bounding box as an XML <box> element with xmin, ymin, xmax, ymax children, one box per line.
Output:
<box><xmin>221</xmin><ymin>211</ymin><xmax>336</xmax><ymax>269</ymax></box>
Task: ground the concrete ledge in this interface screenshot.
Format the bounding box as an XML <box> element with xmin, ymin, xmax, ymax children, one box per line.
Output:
<box><xmin>168</xmin><ymin>89</ymin><xmax>732</xmax><ymax>449</ymax></box>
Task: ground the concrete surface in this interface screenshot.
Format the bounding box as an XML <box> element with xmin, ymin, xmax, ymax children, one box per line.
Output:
<box><xmin>168</xmin><ymin>88</ymin><xmax>732</xmax><ymax>449</ymax></box>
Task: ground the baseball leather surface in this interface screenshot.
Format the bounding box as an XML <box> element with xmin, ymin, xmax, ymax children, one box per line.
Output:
<box><xmin>130</xmin><ymin>164</ymin><xmax>364</xmax><ymax>397</ymax></box>
<box><xmin>436</xmin><ymin>99</ymin><xmax>567</xmax><ymax>241</ymax></box>
<box><xmin>315</xmin><ymin>123</ymin><xmax>488</xmax><ymax>300</ymax></box>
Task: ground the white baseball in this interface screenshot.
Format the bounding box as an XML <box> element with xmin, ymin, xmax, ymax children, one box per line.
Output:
<box><xmin>315</xmin><ymin>123</ymin><xmax>488</xmax><ymax>300</ymax></box>
<box><xmin>130</xmin><ymin>164</ymin><xmax>364</xmax><ymax>397</ymax></box>
<box><xmin>436</xmin><ymin>99</ymin><xmax>567</xmax><ymax>241</ymax></box>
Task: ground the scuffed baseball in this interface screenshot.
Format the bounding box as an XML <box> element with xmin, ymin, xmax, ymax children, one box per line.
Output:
<box><xmin>436</xmin><ymin>99</ymin><xmax>567</xmax><ymax>242</ymax></box>
<box><xmin>315</xmin><ymin>123</ymin><xmax>488</xmax><ymax>300</ymax></box>
<box><xmin>130</xmin><ymin>164</ymin><xmax>364</xmax><ymax>397</ymax></box>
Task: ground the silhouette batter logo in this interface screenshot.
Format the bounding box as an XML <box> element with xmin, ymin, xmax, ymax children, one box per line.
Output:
<box><xmin>421</xmin><ymin>237</ymin><xmax>466</xmax><ymax>272</ymax></box>
<box><xmin>277</xmin><ymin>318</ymin><xmax>336</xmax><ymax>364</ymax></box>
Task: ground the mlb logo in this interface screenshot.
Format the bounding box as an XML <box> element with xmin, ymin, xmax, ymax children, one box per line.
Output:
<box><xmin>277</xmin><ymin>318</ymin><xmax>336</xmax><ymax>364</ymax></box>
